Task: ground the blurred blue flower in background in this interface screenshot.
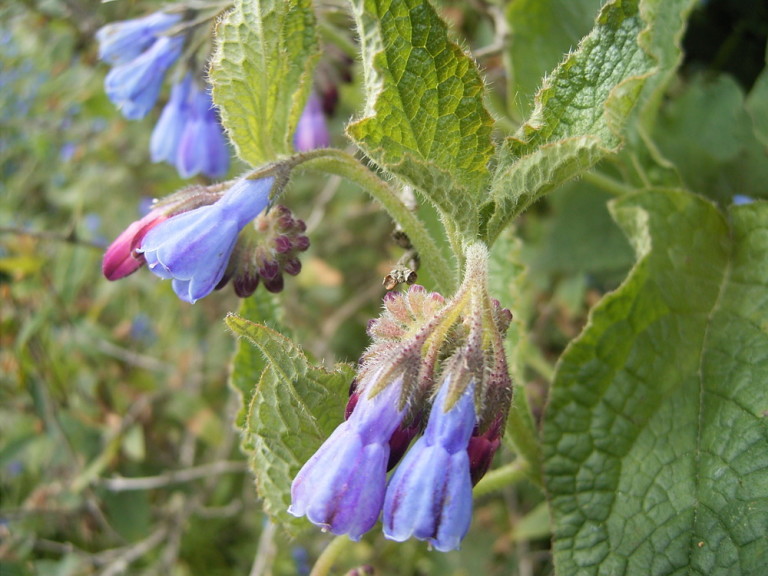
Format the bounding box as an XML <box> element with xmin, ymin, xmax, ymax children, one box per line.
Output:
<box><xmin>294</xmin><ymin>91</ymin><xmax>330</xmax><ymax>151</ymax></box>
<box><xmin>151</xmin><ymin>74</ymin><xmax>229</xmax><ymax>179</ymax></box>
<box><xmin>96</xmin><ymin>12</ymin><xmax>182</xmax><ymax>66</ymax></box>
<box><xmin>104</xmin><ymin>35</ymin><xmax>184</xmax><ymax>120</ymax></box>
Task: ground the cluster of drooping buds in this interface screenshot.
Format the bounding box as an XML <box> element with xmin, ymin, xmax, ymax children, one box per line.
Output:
<box><xmin>289</xmin><ymin>243</ymin><xmax>513</xmax><ymax>551</ymax></box>
<box><xmin>96</xmin><ymin>7</ymin><xmax>230</xmax><ymax>179</ymax></box>
<box><xmin>223</xmin><ymin>204</ymin><xmax>310</xmax><ymax>297</ymax></box>
<box><xmin>102</xmin><ymin>171</ymin><xmax>309</xmax><ymax>303</ymax></box>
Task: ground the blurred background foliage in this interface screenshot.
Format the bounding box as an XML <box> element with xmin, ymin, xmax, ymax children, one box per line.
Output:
<box><xmin>1</xmin><ymin>0</ymin><xmax>766</xmax><ymax>575</ymax></box>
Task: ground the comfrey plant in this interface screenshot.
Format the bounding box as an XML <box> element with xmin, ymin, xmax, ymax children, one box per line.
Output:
<box><xmin>98</xmin><ymin>0</ymin><xmax>768</xmax><ymax>574</ymax></box>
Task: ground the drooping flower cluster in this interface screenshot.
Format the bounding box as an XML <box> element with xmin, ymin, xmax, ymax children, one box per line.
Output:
<box><xmin>96</xmin><ymin>10</ymin><xmax>230</xmax><ymax>178</ymax></box>
<box><xmin>289</xmin><ymin>243</ymin><xmax>513</xmax><ymax>551</ymax></box>
<box><xmin>102</xmin><ymin>173</ymin><xmax>309</xmax><ymax>303</ymax></box>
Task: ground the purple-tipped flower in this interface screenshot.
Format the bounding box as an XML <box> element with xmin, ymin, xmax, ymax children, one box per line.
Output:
<box><xmin>104</xmin><ymin>34</ymin><xmax>184</xmax><ymax>120</ymax></box>
<box><xmin>294</xmin><ymin>92</ymin><xmax>330</xmax><ymax>151</ymax></box>
<box><xmin>289</xmin><ymin>375</ymin><xmax>407</xmax><ymax>539</ymax></box>
<box><xmin>151</xmin><ymin>74</ymin><xmax>230</xmax><ymax>179</ymax></box>
<box><xmin>102</xmin><ymin>208</ymin><xmax>169</xmax><ymax>280</ymax></box>
<box><xmin>137</xmin><ymin>176</ymin><xmax>273</xmax><ymax>303</ymax></box>
<box><xmin>102</xmin><ymin>187</ymin><xmax>227</xmax><ymax>281</ymax></box>
<box><xmin>383</xmin><ymin>379</ymin><xmax>476</xmax><ymax>552</ymax></box>
<box><xmin>96</xmin><ymin>12</ymin><xmax>182</xmax><ymax>66</ymax></box>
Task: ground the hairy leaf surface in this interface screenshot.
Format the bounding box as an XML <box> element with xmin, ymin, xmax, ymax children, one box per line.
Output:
<box><xmin>227</xmin><ymin>313</ymin><xmax>353</xmax><ymax>530</ymax></box>
<box><xmin>486</xmin><ymin>0</ymin><xmax>694</xmax><ymax>242</ymax></box>
<box><xmin>347</xmin><ymin>0</ymin><xmax>494</xmax><ymax>236</ymax></box>
<box><xmin>211</xmin><ymin>0</ymin><xmax>319</xmax><ymax>165</ymax></box>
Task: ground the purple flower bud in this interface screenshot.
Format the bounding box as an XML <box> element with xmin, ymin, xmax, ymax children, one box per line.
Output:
<box><xmin>96</xmin><ymin>12</ymin><xmax>182</xmax><ymax>66</ymax></box>
<box><xmin>294</xmin><ymin>92</ymin><xmax>330</xmax><ymax>151</ymax></box>
<box><xmin>383</xmin><ymin>380</ymin><xmax>476</xmax><ymax>552</ymax></box>
<box><xmin>102</xmin><ymin>209</ymin><xmax>169</xmax><ymax>280</ymax></box>
<box><xmin>258</xmin><ymin>259</ymin><xmax>280</xmax><ymax>281</ymax></box>
<box><xmin>262</xmin><ymin>273</ymin><xmax>284</xmax><ymax>293</ymax></box>
<box><xmin>137</xmin><ymin>176</ymin><xmax>273</xmax><ymax>303</ymax></box>
<box><xmin>467</xmin><ymin>416</ymin><xmax>503</xmax><ymax>486</ymax></box>
<box><xmin>289</xmin><ymin>376</ymin><xmax>406</xmax><ymax>540</ymax></box>
<box><xmin>104</xmin><ymin>35</ymin><xmax>184</xmax><ymax>120</ymax></box>
<box><xmin>233</xmin><ymin>270</ymin><xmax>260</xmax><ymax>298</ymax></box>
<box><xmin>274</xmin><ymin>235</ymin><xmax>293</xmax><ymax>254</ymax></box>
<box><xmin>283</xmin><ymin>257</ymin><xmax>302</xmax><ymax>276</ymax></box>
<box><xmin>292</xmin><ymin>235</ymin><xmax>310</xmax><ymax>252</ymax></box>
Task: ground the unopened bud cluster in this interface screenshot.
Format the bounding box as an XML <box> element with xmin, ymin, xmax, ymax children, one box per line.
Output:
<box><xmin>290</xmin><ymin>243</ymin><xmax>513</xmax><ymax>551</ymax></box>
<box><xmin>223</xmin><ymin>205</ymin><xmax>310</xmax><ymax>297</ymax></box>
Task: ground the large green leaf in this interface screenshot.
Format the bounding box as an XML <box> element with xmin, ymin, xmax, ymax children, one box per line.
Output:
<box><xmin>226</xmin><ymin>314</ymin><xmax>353</xmax><ymax>530</ymax></box>
<box><xmin>346</xmin><ymin>0</ymin><xmax>494</xmax><ymax>236</ymax></box>
<box><xmin>485</xmin><ymin>0</ymin><xmax>694</xmax><ymax>242</ymax></box>
<box><xmin>210</xmin><ymin>0</ymin><xmax>319</xmax><ymax>165</ymax></box>
<box><xmin>543</xmin><ymin>189</ymin><xmax>768</xmax><ymax>575</ymax></box>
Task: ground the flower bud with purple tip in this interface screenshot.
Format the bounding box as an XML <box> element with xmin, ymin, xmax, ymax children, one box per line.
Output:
<box><xmin>102</xmin><ymin>184</ymin><xmax>228</xmax><ymax>281</ymax></box>
<box><xmin>137</xmin><ymin>176</ymin><xmax>272</xmax><ymax>303</ymax></box>
<box><xmin>222</xmin><ymin>205</ymin><xmax>311</xmax><ymax>297</ymax></box>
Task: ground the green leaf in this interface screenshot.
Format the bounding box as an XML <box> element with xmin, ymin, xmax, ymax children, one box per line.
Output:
<box><xmin>211</xmin><ymin>0</ymin><xmax>319</xmax><ymax>165</ymax></box>
<box><xmin>531</xmin><ymin>181</ymin><xmax>635</xmax><ymax>284</ymax></box>
<box><xmin>486</xmin><ymin>0</ymin><xmax>694</xmax><ymax>242</ymax></box>
<box><xmin>226</xmin><ymin>314</ymin><xmax>353</xmax><ymax>531</ymax></box>
<box><xmin>346</xmin><ymin>0</ymin><xmax>494</xmax><ymax>236</ymax></box>
<box><xmin>543</xmin><ymin>189</ymin><xmax>768</xmax><ymax>575</ymax></box>
<box><xmin>228</xmin><ymin>290</ymin><xmax>284</xmax><ymax>438</ymax></box>
<box><xmin>504</xmin><ymin>0</ymin><xmax>603</xmax><ymax>119</ymax></box>
<box><xmin>746</xmin><ymin>60</ymin><xmax>768</xmax><ymax>148</ymax></box>
<box><xmin>655</xmin><ymin>73</ymin><xmax>768</xmax><ymax>205</ymax></box>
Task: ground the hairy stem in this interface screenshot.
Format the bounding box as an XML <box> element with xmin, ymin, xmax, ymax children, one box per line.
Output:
<box><xmin>295</xmin><ymin>148</ymin><xmax>457</xmax><ymax>293</ymax></box>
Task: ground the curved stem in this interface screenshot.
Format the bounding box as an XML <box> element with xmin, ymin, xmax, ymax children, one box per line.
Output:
<box><xmin>309</xmin><ymin>535</ymin><xmax>349</xmax><ymax>576</ymax></box>
<box><xmin>473</xmin><ymin>460</ymin><xmax>530</xmax><ymax>497</ymax></box>
<box><xmin>582</xmin><ymin>170</ymin><xmax>635</xmax><ymax>197</ymax></box>
<box><xmin>295</xmin><ymin>149</ymin><xmax>457</xmax><ymax>294</ymax></box>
